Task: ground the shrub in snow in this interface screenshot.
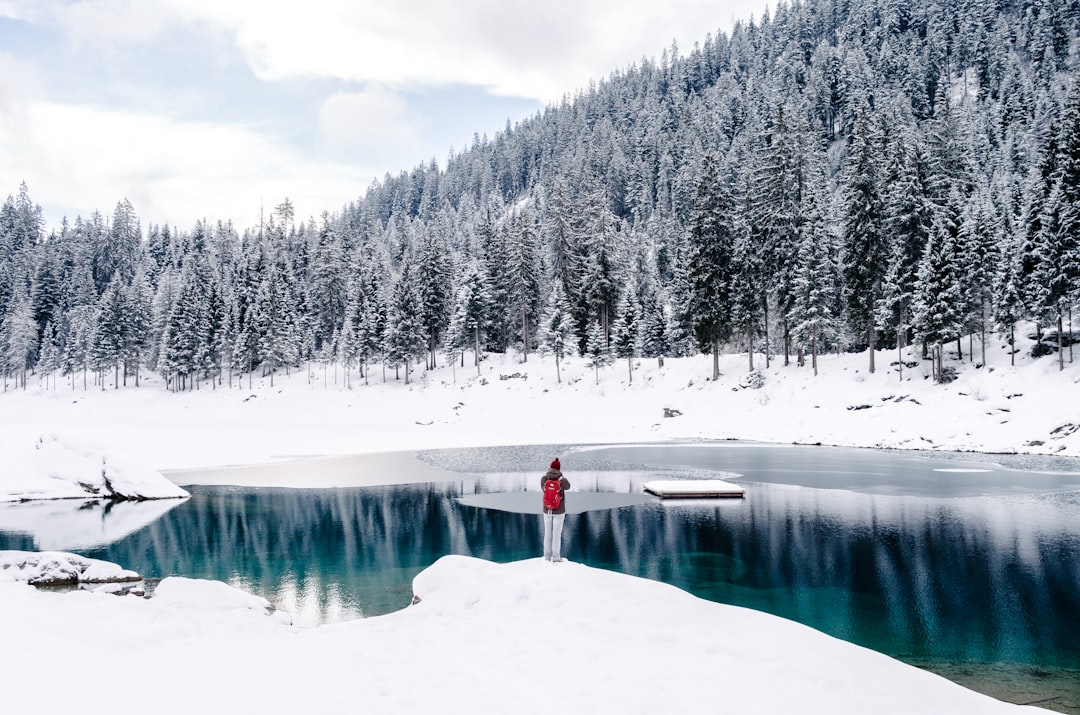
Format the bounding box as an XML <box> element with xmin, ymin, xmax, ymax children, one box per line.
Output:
<box><xmin>736</xmin><ymin>370</ymin><xmax>765</xmax><ymax>390</ymax></box>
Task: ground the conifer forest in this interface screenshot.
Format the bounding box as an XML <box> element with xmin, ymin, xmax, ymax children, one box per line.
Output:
<box><xmin>1</xmin><ymin>0</ymin><xmax>1079</xmax><ymax>391</ymax></box>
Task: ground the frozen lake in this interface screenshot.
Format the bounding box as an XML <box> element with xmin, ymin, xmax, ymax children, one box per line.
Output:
<box><xmin>2</xmin><ymin>442</ymin><xmax>1078</xmax><ymax>710</ymax></box>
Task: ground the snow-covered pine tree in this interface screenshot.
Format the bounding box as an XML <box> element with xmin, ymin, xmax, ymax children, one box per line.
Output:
<box><xmin>913</xmin><ymin>194</ymin><xmax>966</xmax><ymax>382</ymax></box>
<box><xmin>253</xmin><ymin>262</ymin><xmax>299</xmax><ymax>388</ymax></box>
<box><xmin>879</xmin><ymin>119</ymin><xmax>934</xmax><ymax>360</ymax></box>
<box><xmin>415</xmin><ymin>221</ymin><xmax>452</xmax><ymax>369</ymax></box>
<box><xmin>540</xmin><ymin>282</ymin><xmax>575</xmax><ymax>383</ymax></box>
<box><xmin>447</xmin><ymin>260</ymin><xmax>491</xmax><ymax>375</ymax></box>
<box><xmin>959</xmin><ymin>186</ymin><xmax>1001</xmax><ymax>367</ymax></box>
<box><xmin>584</xmin><ymin>319</ymin><xmax>611</xmax><ymax>385</ymax></box>
<box><xmin>37</xmin><ymin>320</ymin><xmax>60</xmax><ymax>389</ymax></box>
<box><xmin>506</xmin><ymin>210</ymin><xmax>542</xmax><ymax>362</ymax></box>
<box><xmin>748</xmin><ymin>96</ymin><xmax>811</xmax><ymax>365</ymax></box>
<box><xmin>384</xmin><ymin>262</ymin><xmax>426</xmax><ymax>385</ymax></box>
<box><xmin>993</xmin><ymin>243</ymin><xmax>1026</xmax><ymax>367</ymax></box>
<box><xmin>92</xmin><ymin>276</ymin><xmax>128</xmax><ymax>389</ymax></box>
<box><xmin>841</xmin><ymin>98</ymin><xmax>888</xmax><ymax>373</ymax></box>
<box><xmin>612</xmin><ymin>281</ymin><xmax>640</xmax><ymax>382</ymax></box>
<box><xmin>686</xmin><ymin>152</ymin><xmax>736</xmax><ymax>380</ymax></box>
<box><xmin>790</xmin><ymin>163</ymin><xmax>837</xmax><ymax>377</ymax></box>
<box><xmin>581</xmin><ymin>185</ymin><xmax>620</xmax><ymax>351</ymax></box>
<box><xmin>0</xmin><ymin>292</ymin><xmax>37</xmax><ymax>389</ymax></box>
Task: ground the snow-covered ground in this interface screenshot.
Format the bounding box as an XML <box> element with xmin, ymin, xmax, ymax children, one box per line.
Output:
<box><xmin>0</xmin><ymin>327</ymin><xmax>1076</xmax><ymax>713</ymax></box>
<box><xmin>0</xmin><ymin>553</ymin><xmax>1043</xmax><ymax>714</ymax></box>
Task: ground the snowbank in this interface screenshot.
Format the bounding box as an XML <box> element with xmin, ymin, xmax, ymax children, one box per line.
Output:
<box><xmin>0</xmin><ymin>554</ymin><xmax>1037</xmax><ymax>714</ymax></box>
<box><xmin>0</xmin><ymin>434</ymin><xmax>189</xmax><ymax>502</ymax></box>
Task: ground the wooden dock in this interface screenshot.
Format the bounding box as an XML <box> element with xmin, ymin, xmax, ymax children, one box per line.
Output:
<box><xmin>643</xmin><ymin>479</ymin><xmax>746</xmax><ymax>499</ymax></box>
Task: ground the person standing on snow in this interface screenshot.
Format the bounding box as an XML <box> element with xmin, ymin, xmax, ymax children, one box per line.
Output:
<box><xmin>541</xmin><ymin>458</ymin><xmax>570</xmax><ymax>562</ymax></box>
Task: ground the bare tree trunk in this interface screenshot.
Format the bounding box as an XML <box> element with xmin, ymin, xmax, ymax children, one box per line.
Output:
<box><xmin>980</xmin><ymin>299</ymin><xmax>987</xmax><ymax>367</ymax></box>
<box><xmin>748</xmin><ymin>329</ymin><xmax>754</xmax><ymax>371</ymax></box>
<box><xmin>1059</xmin><ymin>312</ymin><xmax>1065</xmax><ymax>371</ymax></box>
<box><xmin>1010</xmin><ymin>323</ymin><xmax>1015</xmax><ymax>366</ymax></box>
<box><xmin>868</xmin><ymin>327</ymin><xmax>876</xmax><ymax>374</ymax></box>
<box><xmin>712</xmin><ymin>339</ymin><xmax>720</xmax><ymax>381</ymax></box>
<box><xmin>811</xmin><ymin>328</ymin><xmax>818</xmax><ymax>377</ymax></box>
<box><xmin>898</xmin><ymin>324</ymin><xmax>903</xmax><ymax>382</ymax></box>
<box><xmin>521</xmin><ymin>307</ymin><xmax>528</xmax><ymax>363</ymax></box>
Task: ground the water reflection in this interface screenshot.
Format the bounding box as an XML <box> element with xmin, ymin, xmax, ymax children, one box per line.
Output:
<box><xmin>0</xmin><ymin>497</ymin><xmax>186</xmax><ymax>550</ymax></box>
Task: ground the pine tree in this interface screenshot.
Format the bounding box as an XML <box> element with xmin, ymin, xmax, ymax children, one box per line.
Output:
<box><xmin>730</xmin><ymin>228</ymin><xmax>763</xmax><ymax>372</ymax></box>
<box><xmin>447</xmin><ymin>260</ymin><xmax>491</xmax><ymax>375</ymax></box>
<box><xmin>879</xmin><ymin>124</ymin><xmax>934</xmax><ymax>359</ymax></box>
<box><xmin>748</xmin><ymin>96</ymin><xmax>812</xmax><ymax>365</ymax></box>
<box><xmin>63</xmin><ymin>305</ymin><xmax>97</xmax><ymax>390</ymax></box>
<box><xmin>37</xmin><ymin>320</ymin><xmax>60</xmax><ymax>389</ymax></box>
<box><xmin>584</xmin><ymin>319</ymin><xmax>611</xmax><ymax>385</ymax></box>
<box><xmin>540</xmin><ymin>282</ymin><xmax>575</xmax><ymax>384</ymax></box>
<box><xmin>93</xmin><ymin>276</ymin><xmax>129</xmax><ymax>389</ymax></box>
<box><xmin>994</xmin><ymin>246</ymin><xmax>1026</xmax><ymax>367</ymax></box>
<box><xmin>612</xmin><ymin>283</ymin><xmax>640</xmax><ymax>382</ymax></box>
<box><xmin>790</xmin><ymin>168</ymin><xmax>837</xmax><ymax>376</ymax></box>
<box><xmin>0</xmin><ymin>293</ymin><xmax>38</xmax><ymax>389</ymax></box>
<box><xmin>841</xmin><ymin>99</ymin><xmax>887</xmax><ymax>373</ymax></box>
<box><xmin>580</xmin><ymin>189</ymin><xmax>620</xmax><ymax>350</ymax></box>
<box><xmin>384</xmin><ymin>262</ymin><xmax>426</xmax><ymax>384</ymax></box>
<box><xmin>254</xmin><ymin>263</ymin><xmax>299</xmax><ymax>387</ymax></box>
<box><xmin>686</xmin><ymin>153</ymin><xmax>736</xmax><ymax>379</ymax></box>
<box><xmin>506</xmin><ymin>211</ymin><xmax>543</xmax><ymax>361</ymax></box>
<box><xmin>958</xmin><ymin>187</ymin><xmax>1001</xmax><ymax>367</ymax></box>
<box><xmin>415</xmin><ymin>221</ymin><xmax>452</xmax><ymax>368</ymax></box>
<box><xmin>912</xmin><ymin>196</ymin><xmax>966</xmax><ymax>382</ymax></box>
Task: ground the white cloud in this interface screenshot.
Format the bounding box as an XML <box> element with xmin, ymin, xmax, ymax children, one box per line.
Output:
<box><xmin>49</xmin><ymin>0</ymin><xmax>175</xmax><ymax>47</ymax></box>
<box><xmin>0</xmin><ymin>1</ymin><xmax>29</xmax><ymax>20</ymax></box>
<box><xmin>217</xmin><ymin>0</ymin><xmax>768</xmax><ymax>101</ymax></box>
<box><xmin>0</xmin><ymin>98</ymin><xmax>372</xmax><ymax>229</ymax></box>
<box><xmin>37</xmin><ymin>0</ymin><xmax>770</xmax><ymax>102</ymax></box>
<box><xmin>319</xmin><ymin>87</ymin><xmax>428</xmax><ymax>161</ymax></box>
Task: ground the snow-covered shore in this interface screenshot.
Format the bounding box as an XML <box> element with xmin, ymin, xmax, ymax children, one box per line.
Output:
<box><xmin>0</xmin><ymin>326</ymin><xmax>1076</xmax><ymax>492</ymax></box>
<box><xmin>0</xmin><ymin>553</ymin><xmax>1042</xmax><ymax>714</ymax></box>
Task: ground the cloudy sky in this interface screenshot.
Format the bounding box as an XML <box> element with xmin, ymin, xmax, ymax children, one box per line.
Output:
<box><xmin>0</xmin><ymin>0</ymin><xmax>769</xmax><ymax>231</ymax></box>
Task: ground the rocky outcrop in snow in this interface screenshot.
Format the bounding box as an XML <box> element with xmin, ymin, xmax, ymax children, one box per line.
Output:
<box><xmin>0</xmin><ymin>551</ymin><xmax>140</xmax><ymax>585</ymax></box>
<box><xmin>0</xmin><ymin>435</ymin><xmax>189</xmax><ymax>503</ymax></box>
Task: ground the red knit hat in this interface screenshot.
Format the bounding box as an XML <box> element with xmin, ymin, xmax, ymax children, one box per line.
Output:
<box><xmin>550</xmin><ymin>458</ymin><xmax>561</xmax><ymax>470</ymax></box>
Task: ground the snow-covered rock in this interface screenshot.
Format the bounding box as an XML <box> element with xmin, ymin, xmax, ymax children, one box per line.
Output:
<box><xmin>0</xmin><ymin>434</ymin><xmax>189</xmax><ymax>502</ymax></box>
<box><xmin>0</xmin><ymin>550</ymin><xmax>140</xmax><ymax>585</ymax></box>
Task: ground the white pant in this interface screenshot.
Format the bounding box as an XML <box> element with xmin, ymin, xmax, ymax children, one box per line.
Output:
<box><xmin>543</xmin><ymin>512</ymin><xmax>565</xmax><ymax>560</ymax></box>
